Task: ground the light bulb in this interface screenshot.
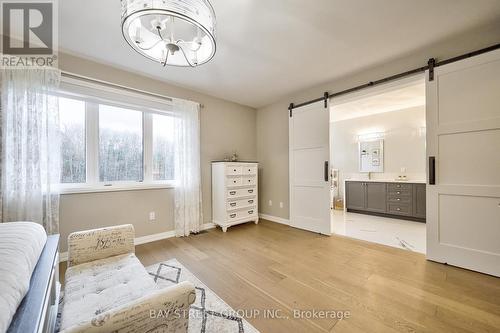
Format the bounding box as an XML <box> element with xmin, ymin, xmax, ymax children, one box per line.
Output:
<box><xmin>134</xmin><ymin>26</ymin><xmax>142</xmax><ymax>43</ymax></box>
<box><xmin>191</xmin><ymin>37</ymin><xmax>202</xmax><ymax>51</ymax></box>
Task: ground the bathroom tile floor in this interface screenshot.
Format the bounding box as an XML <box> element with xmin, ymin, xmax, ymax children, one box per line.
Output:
<box><xmin>331</xmin><ymin>210</ymin><xmax>426</xmax><ymax>253</ymax></box>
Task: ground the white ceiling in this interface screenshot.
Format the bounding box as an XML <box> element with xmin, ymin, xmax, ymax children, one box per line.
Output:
<box><xmin>59</xmin><ymin>0</ymin><xmax>500</xmax><ymax>108</ymax></box>
<box><xmin>330</xmin><ymin>79</ymin><xmax>425</xmax><ymax>122</ymax></box>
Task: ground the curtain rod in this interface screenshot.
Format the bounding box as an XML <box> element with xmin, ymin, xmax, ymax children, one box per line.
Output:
<box><xmin>288</xmin><ymin>42</ymin><xmax>500</xmax><ymax>113</ymax></box>
<box><xmin>61</xmin><ymin>71</ymin><xmax>173</xmax><ymax>102</ymax></box>
<box><xmin>61</xmin><ymin>71</ymin><xmax>205</xmax><ymax>108</ymax></box>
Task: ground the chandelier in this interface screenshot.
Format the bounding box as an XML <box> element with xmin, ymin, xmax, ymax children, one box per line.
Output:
<box><xmin>121</xmin><ymin>0</ymin><xmax>216</xmax><ymax>67</ymax></box>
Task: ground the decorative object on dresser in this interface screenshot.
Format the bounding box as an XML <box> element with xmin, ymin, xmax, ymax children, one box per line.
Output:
<box><xmin>211</xmin><ymin>162</ymin><xmax>259</xmax><ymax>232</ymax></box>
<box><xmin>58</xmin><ymin>224</ymin><xmax>195</xmax><ymax>333</ymax></box>
<box><xmin>345</xmin><ymin>180</ymin><xmax>426</xmax><ymax>222</ymax></box>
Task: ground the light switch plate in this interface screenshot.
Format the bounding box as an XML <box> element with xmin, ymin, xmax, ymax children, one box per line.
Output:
<box><xmin>149</xmin><ymin>212</ymin><xmax>156</xmax><ymax>221</ymax></box>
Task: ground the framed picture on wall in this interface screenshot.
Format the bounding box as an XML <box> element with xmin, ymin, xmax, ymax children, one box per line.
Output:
<box><xmin>359</xmin><ymin>139</ymin><xmax>384</xmax><ymax>173</ymax></box>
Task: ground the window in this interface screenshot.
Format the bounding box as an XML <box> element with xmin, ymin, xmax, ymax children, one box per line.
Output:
<box><xmin>152</xmin><ymin>113</ymin><xmax>175</xmax><ymax>181</ymax></box>
<box><xmin>57</xmin><ymin>79</ymin><xmax>175</xmax><ymax>192</ymax></box>
<box><xmin>59</xmin><ymin>97</ymin><xmax>86</xmax><ymax>183</ymax></box>
<box><xmin>99</xmin><ymin>105</ymin><xmax>143</xmax><ymax>182</ymax></box>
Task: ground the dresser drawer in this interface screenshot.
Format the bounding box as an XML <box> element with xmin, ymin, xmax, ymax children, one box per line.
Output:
<box><xmin>387</xmin><ymin>195</ymin><xmax>412</xmax><ymax>204</ymax></box>
<box><xmin>387</xmin><ymin>183</ymin><xmax>412</xmax><ymax>192</ymax></box>
<box><xmin>226</xmin><ymin>166</ymin><xmax>243</xmax><ymax>176</ymax></box>
<box><xmin>227</xmin><ymin>176</ymin><xmax>243</xmax><ymax>187</ymax></box>
<box><xmin>227</xmin><ymin>197</ymin><xmax>256</xmax><ymax>211</ymax></box>
<box><xmin>388</xmin><ymin>190</ymin><xmax>412</xmax><ymax>198</ymax></box>
<box><xmin>387</xmin><ymin>202</ymin><xmax>413</xmax><ymax>216</ymax></box>
<box><xmin>227</xmin><ymin>187</ymin><xmax>256</xmax><ymax>199</ymax></box>
<box><xmin>242</xmin><ymin>165</ymin><xmax>258</xmax><ymax>175</ymax></box>
<box><xmin>227</xmin><ymin>208</ymin><xmax>257</xmax><ymax>221</ymax></box>
<box><xmin>242</xmin><ymin>176</ymin><xmax>257</xmax><ymax>186</ymax></box>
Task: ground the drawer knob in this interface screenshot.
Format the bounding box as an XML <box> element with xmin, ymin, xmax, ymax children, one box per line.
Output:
<box><xmin>396</xmin><ymin>208</ymin><xmax>401</xmax><ymax>211</ymax></box>
<box><xmin>248</xmin><ymin>189</ymin><xmax>253</xmax><ymax>193</ymax></box>
<box><xmin>230</xmin><ymin>202</ymin><xmax>236</xmax><ymax>207</ymax></box>
<box><xmin>396</xmin><ymin>191</ymin><xmax>400</xmax><ymax>194</ymax></box>
<box><xmin>229</xmin><ymin>191</ymin><xmax>236</xmax><ymax>195</ymax></box>
<box><xmin>248</xmin><ymin>210</ymin><xmax>254</xmax><ymax>214</ymax></box>
<box><xmin>230</xmin><ymin>214</ymin><xmax>236</xmax><ymax>218</ymax></box>
<box><xmin>233</xmin><ymin>169</ymin><xmax>236</xmax><ymax>171</ymax></box>
<box><xmin>248</xmin><ymin>200</ymin><xmax>254</xmax><ymax>204</ymax></box>
<box><xmin>397</xmin><ymin>198</ymin><xmax>400</xmax><ymax>201</ymax></box>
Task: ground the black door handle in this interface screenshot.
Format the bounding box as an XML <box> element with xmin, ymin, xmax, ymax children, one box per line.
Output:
<box><xmin>324</xmin><ymin>161</ymin><xmax>329</xmax><ymax>182</ymax></box>
<box><xmin>429</xmin><ymin>156</ymin><xmax>436</xmax><ymax>185</ymax></box>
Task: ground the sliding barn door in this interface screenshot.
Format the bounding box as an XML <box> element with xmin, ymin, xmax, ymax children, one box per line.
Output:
<box><xmin>426</xmin><ymin>49</ymin><xmax>500</xmax><ymax>276</ymax></box>
<box><xmin>289</xmin><ymin>101</ymin><xmax>332</xmax><ymax>235</ymax></box>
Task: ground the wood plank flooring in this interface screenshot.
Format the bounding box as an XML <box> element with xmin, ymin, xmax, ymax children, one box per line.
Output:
<box><xmin>59</xmin><ymin>220</ymin><xmax>500</xmax><ymax>333</ymax></box>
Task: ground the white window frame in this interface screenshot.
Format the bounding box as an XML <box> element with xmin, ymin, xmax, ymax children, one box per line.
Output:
<box><xmin>57</xmin><ymin>76</ymin><xmax>176</xmax><ymax>194</ymax></box>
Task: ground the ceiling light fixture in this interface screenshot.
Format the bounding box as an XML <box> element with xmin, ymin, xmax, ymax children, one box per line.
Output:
<box><xmin>121</xmin><ymin>0</ymin><xmax>216</xmax><ymax>67</ymax></box>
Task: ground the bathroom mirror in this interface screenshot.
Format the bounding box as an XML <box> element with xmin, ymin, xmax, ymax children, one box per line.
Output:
<box><xmin>359</xmin><ymin>139</ymin><xmax>384</xmax><ymax>173</ymax></box>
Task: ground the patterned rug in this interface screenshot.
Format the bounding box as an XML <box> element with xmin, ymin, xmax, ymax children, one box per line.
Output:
<box><xmin>146</xmin><ymin>259</ymin><xmax>259</xmax><ymax>333</ymax></box>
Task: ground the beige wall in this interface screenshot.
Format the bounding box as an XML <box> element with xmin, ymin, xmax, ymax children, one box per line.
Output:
<box><xmin>60</xmin><ymin>189</ymin><xmax>174</xmax><ymax>251</ymax></box>
<box><xmin>256</xmin><ymin>102</ymin><xmax>290</xmax><ymax>218</ymax></box>
<box><xmin>256</xmin><ymin>23</ymin><xmax>500</xmax><ymax>220</ymax></box>
<box><xmin>58</xmin><ymin>53</ymin><xmax>256</xmax><ymax>251</ymax></box>
<box><xmin>331</xmin><ymin>106</ymin><xmax>426</xmax><ymax>197</ymax></box>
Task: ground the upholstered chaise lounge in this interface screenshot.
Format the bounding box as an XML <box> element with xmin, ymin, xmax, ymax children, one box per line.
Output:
<box><xmin>59</xmin><ymin>224</ymin><xmax>195</xmax><ymax>333</ymax></box>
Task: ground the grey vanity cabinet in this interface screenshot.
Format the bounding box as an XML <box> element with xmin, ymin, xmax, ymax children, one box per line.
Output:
<box><xmin>346</xmin><ymin>181</ymin><xmax>365</xmax><ymax>210</ymax></box>
<box><xmin>413</xmin><ymin>184</ymin><xmax>426</xmax><ymax>218</ymax></box>
<box><xmin>345</xmin><ymin>181</ymin><xmax>426</xmax><ymax>222</ymax></box>
<box><xmin>345</xmin><ymin>181</ymin><xmax>386</xmax><ymax>213</ymax></box>
<box><xmin>365</xmin><ymin>183</ymin><xmax>387</xmax><ymax>213</ymax></box>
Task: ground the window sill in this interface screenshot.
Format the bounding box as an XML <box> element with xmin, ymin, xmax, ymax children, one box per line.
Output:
<box><xmin>59</xmin><ymin>182</ymin><xmax>175</xmax><ymax>195</ymax></box>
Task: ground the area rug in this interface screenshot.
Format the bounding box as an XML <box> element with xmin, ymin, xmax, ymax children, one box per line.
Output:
<box><xmin>146</xmin><ymin>259</ymin><xmax>259</xmax><ymax>333</ymax></box>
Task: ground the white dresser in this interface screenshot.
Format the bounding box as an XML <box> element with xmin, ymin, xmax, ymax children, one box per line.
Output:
<box><xmin>211</xmin><ymin>161</ymin><xmax>259</xmax><ymax>232</ymax></box>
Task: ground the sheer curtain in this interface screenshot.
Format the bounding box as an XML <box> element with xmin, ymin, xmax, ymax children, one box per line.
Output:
<box><xmin>0</xmin><ymin>67</ymin><xmax>61</xmax><ymax>234</ymax></box>
<box><xmin>173</xmin><ymin>98</ymin><xmax>202</xmax><ymax>237</ymax></box>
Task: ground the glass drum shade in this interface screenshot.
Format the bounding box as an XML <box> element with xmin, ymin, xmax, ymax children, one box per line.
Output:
<box><xmin>121</xmin><ymin>0</ymin><xmax>216</xmax><ymax>67</ymax></box>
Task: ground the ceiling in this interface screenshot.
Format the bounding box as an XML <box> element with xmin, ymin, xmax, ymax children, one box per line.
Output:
<box><xmin>330</xmin><ymin>79</ymin><xmax>425</xmax><ymax>122</ymax></box>
<box><xmin>59</xmin><ymin>0</ymin><xmax>500</xmax><ymax>108</ymax></box>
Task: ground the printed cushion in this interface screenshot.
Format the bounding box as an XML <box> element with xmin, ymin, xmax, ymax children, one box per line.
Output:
<box><xmin>60</xmin><ymin>253</ymin><xmax>158</xmax><ymax>331</ymax></box>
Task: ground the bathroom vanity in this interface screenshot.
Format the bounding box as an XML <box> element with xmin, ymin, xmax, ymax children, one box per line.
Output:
<box><xmin>345</xmin><ymin>180</ymin><xmax>426</xmax><ymax>222</ymax></box>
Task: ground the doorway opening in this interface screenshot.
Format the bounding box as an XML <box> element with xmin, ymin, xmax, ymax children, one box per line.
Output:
<box><xmin>329</xmin><ymin>75</ymin><xmax>426</xmax><ymax>253</ymax></box>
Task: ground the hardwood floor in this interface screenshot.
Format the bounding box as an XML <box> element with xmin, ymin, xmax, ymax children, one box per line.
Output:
<box><xmin>59</xmin><ymin>220</ymin><xmax>500</xmax><ymax>332</ymax></box>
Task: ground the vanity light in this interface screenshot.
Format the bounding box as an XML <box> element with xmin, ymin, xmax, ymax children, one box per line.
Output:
<box><xmin>121</xmin><ymin>0</ymin><xmax>217</xmax><ymax>67</ymax></box>
<box><xmin>357</xmin><ymin>132</ymin><xmax>385</xmax><ymax>142</ymax></box>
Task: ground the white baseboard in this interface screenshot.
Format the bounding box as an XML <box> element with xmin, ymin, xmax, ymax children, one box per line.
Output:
<box><xmin>59</xmin><ymin>223</ymin><xmax>216</xmax><ymax>263</ymax></box>
<box><xmin>201</xmin><ymin>223</ymin><xmax>216</xmax><ymax>231</ymax></box>
<box><xmin>259</xmin><ymin>213</ymin><xmax>290</xmax><ymax>225</ymax></box>
<box><xmin>134</xmin><ymin>230</ymin><xmax>176</xmax><ymax>245</ymax></box>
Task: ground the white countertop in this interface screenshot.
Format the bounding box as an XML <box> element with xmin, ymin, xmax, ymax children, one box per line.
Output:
<box><xmin>344</xmin><ymin>179</ymin><xmax>426</xmax><ymax>184</ymax></box>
